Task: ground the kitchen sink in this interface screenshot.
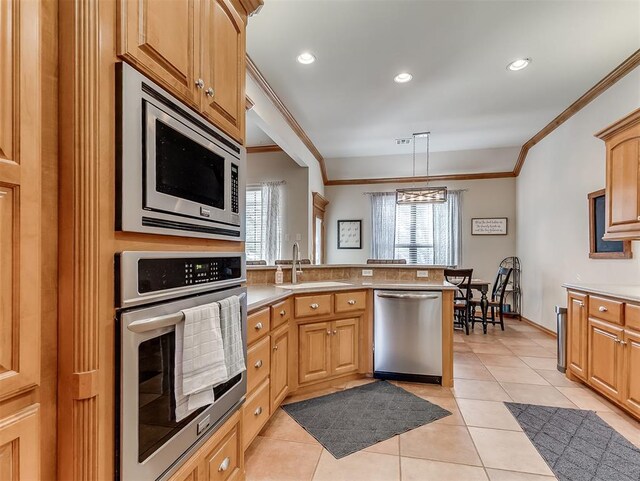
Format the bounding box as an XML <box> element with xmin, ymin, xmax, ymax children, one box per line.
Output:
<box><xmin>276</xmin><ymin>281</ymin><xmax>352</xmax><ymax>290</ymax></box>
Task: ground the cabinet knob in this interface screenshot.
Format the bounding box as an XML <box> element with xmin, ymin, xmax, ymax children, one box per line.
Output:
<box><xmin>218</xmin><ymin>457</ymin><xmax>230</xmax><ymax>472</ymax></box>
<box><xmin>333</xmin><ymin>330</ymin><xmax>337</xmax><ymax>335</ymax></box>
<box><xmin>326</xmin><ymin>329</ymin><xmax>331</xmax><ymax>335</ymax></box>
<box><xmin>254</xmin><ymin>359</ymin><xmax>263</xmax><ymax>368</ymax></box>
<box><xmin>598</xmin><ymin>306</ymin><xmax>608</xmax><ymax>312</ymax></box>
<box><xmin>195</xmin><ymin>78</ymin><xmax>204</xmax><ymax>89</ymax></box>
<box><xmin>255</xmin><ymin>322</ymin><xmax>263</xmax><ymax>330</ymax></box>
<box><xmin>347</xmin><ymin>299</ymin><xmax>356</xmax><ymax>305</ymax></box>
<box><xmin>273</xmin><ymin>345</ymin><xmax>278</xmax><ymax>351</ymax></box>
<box><xmin>254</xmin><ymin>406</ymin><xmax>263</xmax><ymax>416</ymax></box>
<box><xmin>578</xmin><ymin>302</ymin><xmax>584</xmax><ymax>308</ymax></box>
<box><xmin>280</xmin><ymin>309</ymin><xmax>286</xmax><ymax>316</ymax></box>
<box><xmin>637</xmin><ymin>216</ymin><xmax>640</xmax><ymax>221</ymax></box>
<box><xmin>310</xmin><ymin>303</ymin><xmax>319</xmax><ymax>309</ymax></box>
<box><xmin>206</xmin><ymin>87</ymin><xmax>215</xmax><ymax>97</ymax></box>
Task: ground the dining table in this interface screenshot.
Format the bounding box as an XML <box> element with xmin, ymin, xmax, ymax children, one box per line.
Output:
<box><xmin>469</xmin><ymin>279</ymin><xmax>492</xmax><ymax>334</ymax></box>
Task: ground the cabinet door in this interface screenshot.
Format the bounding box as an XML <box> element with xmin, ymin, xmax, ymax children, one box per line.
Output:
<box><xmin>622</xmin><ymin>328</ymin><xmax>640</xmax><ymax>418</ymax></box>
<box><xmin>0</xmin><ymin>406</ymin><xmax>40</xmax><ymax>481</ymax></box>
<box><xmin>567</xmin><ymin>292</ymin><xmax>588</xmax><ymax>380</ymax></box>
<box><xmin>201</xmin><ymin>0</ymin><xmax>245</xmax><ymax>142</ymax></box>
<box><xmin>299</xmin><ymin>322</ymin><xmax>331</xmax><ymax>384</ymax></box>
<box><xmin>331</xmin><ymin>318</ymin><xmax>359</xmax><ymax>376</ymax></box>
<box><xmin>270</xmin><ymin>324</ymin><xmax>290</xmax><ymax>412</ymax></box>
<box><xmin>588</xmin><ymin>319</ymin><xmax>624</xmax><ymax>401</ymax></box>
<box><xmin>118</xmin><ymin>0</ymin><xmax>200</xmax><ymax>106</ymax></box>
<box><xmin>606</xmin><ymin>135</ymin><xmax>640</xmax><ymax>236</ymax></box>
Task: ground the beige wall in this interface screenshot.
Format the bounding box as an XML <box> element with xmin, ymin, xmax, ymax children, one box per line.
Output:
<box><xmin>247</xmin><ymin>151</ymin><xmax>310</xmax><ymax>259</ymax></box>
<box><xmin>516</xmin><ymin>66</ymin><xmax>640</xmax><ymax>332</ymax></box>
<box><xmin>324</xmin><ymin>178</ymin><xmax>517</xmax><ymax>283</ymax></box>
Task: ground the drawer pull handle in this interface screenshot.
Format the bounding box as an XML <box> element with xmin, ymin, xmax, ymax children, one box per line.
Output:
<box><xmin>255</xmin><ymin>322</ymin><xmax>263</xmax><ymax>330</ymax></box>
<box><xmin>273</xmin><ymin>345</ymin><xmax>278</xmax><ymax>351</ymax></box>
<box><xmin>347</xmin><ymin>299</ymin><xmax>356</xmax><ymax>305</ymax></box>
<box><xmin>599</xmin><ymin>306</ymin><xmax>608</xmax><ymax>312</ymax></box>
<box><xmin>280</xmin><ymin>309</ymin><xmax>286</xmax><ymax>316</ymax></box>
<box><xmin>254</xmin><ymin>406</ymin><xmax>263</xmax><ymax>416</ymax></box>
<box><xmin>218</xmin><ymin>457</ymin><xmax>230</xmax><ymax>472</ymax></box>
<box><xmin>310</xmin><ymin>303</ymin><xmax>319</xmax><ymax>309</ymax></box>
<box><xmin>254</xmin><ymin>359</ymin><xmax>263</xmax><ymax>368</ymax></box>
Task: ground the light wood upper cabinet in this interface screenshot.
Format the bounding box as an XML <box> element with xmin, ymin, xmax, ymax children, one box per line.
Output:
<box><xmin>118</xmin><ymin>0</ymin><xmax>199</xmax><ymax>106</ymax></box>
<box><xmin>270</xmin><ymin>324</ymin><xmax>289</xmax><ymax>412</ymax></box>
<box><xmin>299</xmin><ymin>321</ymin><xmax>332</xmax><ymax>384</ymax></box>
<box><xmin>622</xmin><ymin>328</ymin><xmax>640</xmax><ymax>418</ymax></box>
<box><xmin>597</xmin><ymin>108</ymin><xmax>640</xmax><ymax>240</ymax></box>
<box><xmin>118</xmin><ymin>0</ymin><xmax>247</xmax><ymax>142</ymax></box>
<box><xmin>200</xmin><ymin>0</ymin><xmax>245</xmax><ymax>142</ymax></box>
<box><xmin>567</xmin><ymin>292</ymin><xmax>588</xmax><ymax>381</ymax></box>
<box><xmin>331</xmin><ymin>318</ymin><xmax>359</xmax><ymax>376</ymax></box>
<box><xmin>588</xmin><ymin>318</ymin><xmax>624</xmax><ymax>401</ymax></box>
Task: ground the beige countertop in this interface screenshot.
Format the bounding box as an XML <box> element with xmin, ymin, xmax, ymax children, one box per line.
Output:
<box><xmin>247</xmin><ymin>264</ymin><xmax>448</xmax><ymax>271</ymax></box>
<box><xmin>563</xmin><ymin>283</ymin><xmax>640</xmax><ymax>302</ymax></box>
<box><xmin>247</xmin><ymin>280</ymin><xmax>456</xmax><ymax>312</ymax></box>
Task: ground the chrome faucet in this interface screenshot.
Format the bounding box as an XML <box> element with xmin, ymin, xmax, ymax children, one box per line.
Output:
<box><xmin>292</xmin><ymin>242</ymin><xmax>303</xmax><ymax>284</ymax></box>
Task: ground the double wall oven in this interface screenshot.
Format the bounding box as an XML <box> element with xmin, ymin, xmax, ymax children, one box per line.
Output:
<box><xmin>117</xmin><ymin>62</ymin><xmax>245</xmax><ymax>240</ymax></box>
<box><xmin>115</xmin><ymin>252</ymin><xmax>247</xmax><ymax>481</ymax></box>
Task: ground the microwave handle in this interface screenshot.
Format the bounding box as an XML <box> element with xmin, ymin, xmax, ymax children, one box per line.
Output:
<box><xmin>127</xmin><ymin>292</ymin><xmax>246</xmax><ymax>334</ymax></box>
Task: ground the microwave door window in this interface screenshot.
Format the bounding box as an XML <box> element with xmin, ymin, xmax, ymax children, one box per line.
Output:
<box><xmin>155</xmin><ymin>120</ymin><xmax>225</xmax><ymax>210</ymax></box>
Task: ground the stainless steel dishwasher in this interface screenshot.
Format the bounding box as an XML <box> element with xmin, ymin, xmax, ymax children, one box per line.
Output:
<box><xmin>374</xmin><ymin>290</ymin><xmax>443</xmax><ymax>384</ymax></box>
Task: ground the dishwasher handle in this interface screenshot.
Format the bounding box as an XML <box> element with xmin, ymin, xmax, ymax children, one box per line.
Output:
<box><xmin>376</xmin><ymin>292</ymin><xmax>440</xmax><ymax>300</ymax></box>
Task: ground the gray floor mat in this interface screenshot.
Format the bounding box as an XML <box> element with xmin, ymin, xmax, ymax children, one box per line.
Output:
<box><xmin>282</xmin><ymin>380</ymin><xmax>451</xmax><ymax>459</ymax></box>
<box><xmin>505</xmin><ymin>402</ymin><xmax>640</xmax><ymax>481</ymax></box>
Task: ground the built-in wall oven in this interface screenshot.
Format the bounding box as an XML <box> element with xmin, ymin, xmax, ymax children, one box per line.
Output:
<box><xmin>115</xmin><ymin>252</ymin><xmax>247</xmax><ymax>481</ymax></box>
<box><xmin>117</xmin><ymin>62</ymin><xmax>245</xmax><ymax>240</ymax></box>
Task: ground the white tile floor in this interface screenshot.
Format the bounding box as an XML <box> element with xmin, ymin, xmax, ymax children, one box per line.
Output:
<box><xmin>245</xmin><ymin>318</ymin><xmax>640</xmax><ymax>481</ymax></box>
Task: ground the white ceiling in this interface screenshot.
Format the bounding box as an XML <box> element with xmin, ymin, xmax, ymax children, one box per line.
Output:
<box><xmin>246</xmin><ymin>116</ymin><xmax>275</xmax><ymax>146</ymax></box>
<box><xmin>246</xmin><ymin>0</ymin><xmax>640</xmax><ymax>177</ymax></box>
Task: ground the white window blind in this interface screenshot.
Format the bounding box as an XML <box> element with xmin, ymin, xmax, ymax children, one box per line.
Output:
<box><xmin>394</xmin><ymin>203</ymin><xmax>435</xmax><ymax>264</ymax></box>
<box><xmin>245</xmin><ymin>188</ymin><xmax>263</xmax><ymax>261</ymax></box>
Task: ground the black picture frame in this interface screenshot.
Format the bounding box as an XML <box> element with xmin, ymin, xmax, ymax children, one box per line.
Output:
<box><xmin>337</xmin><ymin>220</ymin><xmax>362</xmax><ymax>249</ymax></box>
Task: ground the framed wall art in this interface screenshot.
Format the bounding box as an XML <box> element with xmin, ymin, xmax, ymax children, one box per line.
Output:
<box><xmin>337</xmin><ymin>220</ymin><xmax>362</xmax><ymax>249</ymax></box>
<box><xmin>471</xmin><ymin>217</ymin><xmax>508</xmax><ymax>235</ymax></box>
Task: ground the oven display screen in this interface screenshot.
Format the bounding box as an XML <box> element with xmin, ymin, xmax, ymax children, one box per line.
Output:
<box><xmin>194</xmin><ymin>263</ymin><xmax>209</xmax><ymax>274</ymax></box>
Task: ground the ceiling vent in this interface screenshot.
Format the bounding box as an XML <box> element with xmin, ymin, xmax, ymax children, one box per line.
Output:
<box><xmin>395</xmin><ymin>138</ymin><xmax>412</xmax><ymax>145</ymax></box>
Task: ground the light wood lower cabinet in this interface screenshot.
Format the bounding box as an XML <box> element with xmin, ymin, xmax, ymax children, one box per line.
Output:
<box><xmin>567</xmin><ymin>292</ymin><xmax>588</xmax><ymax>380</ymax></box>
<box><xmin>242</xmin><ymin>378</ymin><xmax>270</xmax><ymax>449</ymax></box>
<box><xmin>0</xmin><ymin>406</ymin><xmax>40</xmax><ymax>481</ymax></box>
<box><xmin>622</xmin><ymin>328</ymin><xmax>640</xmax><ymax>417</ymax></box>
<box><xmin>270</xmin><ymin>324</ymin><xmax>290</xmax><ymax>412</ymax></box>
<box><xmin>298</xmin><ymin>318</ymin><xmax>360</xmax><ymax>384</ymax></box>
<box><xmin>588</xmin><ymin>318</ymin><xmax>624</xmax><ymax>401</ymax></box>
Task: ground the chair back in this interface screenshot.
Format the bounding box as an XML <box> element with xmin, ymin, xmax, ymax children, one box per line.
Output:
<box><xmin>444</xmin><ymin>268</ymin><xmax>474</xmax><ymax>304</ymax></box>
<box><xmin>491</xmin><ymin>267</ymin><xmax>513</xmax><ymax>304</ymax></box>
<box><xmin>366</xmin><ymin>259</ymin><xmax>407</xmax><ymax>264</ymax></box>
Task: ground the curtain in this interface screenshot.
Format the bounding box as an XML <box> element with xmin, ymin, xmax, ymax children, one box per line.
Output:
<box><xmin>370</xmin><ymin>193</ymin><xmax>397</xmax><ymax>259</ymax></box>
<box><xmin>261</xmin><ymin>182</ymin><xmax>283</xmax><ymax>264</ymax></box>
<box><xmin>433</xmin><ymin>190</ymin><xmax>462</xmax><ymax>266</ymax></box>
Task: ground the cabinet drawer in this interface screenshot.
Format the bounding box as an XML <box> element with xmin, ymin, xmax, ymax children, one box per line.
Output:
<box><xmin>247</xmin><ymin>307</ymin><xmax>270</xmax><ymax>345</ymax></box>
<box><xmin>335</xmin><ymin>291</ymin><xmax>367</xmax><ymax>313</ymax></box>
<box><xmin>271</xmin><ymin>298</ymin><xmax>292</xmax><ymax>328</ymax></box>
<box><xmin>242</xmin><ymin>379</ymin><xmax>270</xmax><ymax>448</ymax></box>
<box><xmin>295</xmin><ymin>294</ymin><xmax>332</xmax><ymax>318</ymax></box>
<box><xmin>626</xmin><ymin>304</ymin><xmax>640</xmax><ymax>332</ymax></box>
<box><xmin>247</xmin><ymin>335</ymin><xmax>271</xmax><ymax>394</ymax></box>
<box><xmin>205</xmin><ymin>426</ymin><xmax>241</xmax><ymax>481</ymax></box>
<box><xmin>589</xmin><ymin>296</ymin><xmax>623</xmax><ymax>325</ymax></box>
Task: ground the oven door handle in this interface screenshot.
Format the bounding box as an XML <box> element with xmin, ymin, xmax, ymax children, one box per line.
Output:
<box><xmin>127</xmin><ymin>292</ymin><xmax>246</xmax><ymax>333</ymax></box>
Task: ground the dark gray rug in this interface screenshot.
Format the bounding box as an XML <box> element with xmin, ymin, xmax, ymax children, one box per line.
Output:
<box><xmin>505</xmin><ymin>402</ymin><xmax>640</xmax><ymax>481</ymax></box>
<box><xmin>282</xmin><ymin>380</ymin><xmax>451</xmax><ymax>459</ymax></box>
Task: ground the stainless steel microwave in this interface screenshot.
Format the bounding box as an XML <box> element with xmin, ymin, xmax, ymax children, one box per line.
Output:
<box><xmin>117</xmin><ymin>63</ymin><xmax>245</xmax><ymax>240</ymax></box>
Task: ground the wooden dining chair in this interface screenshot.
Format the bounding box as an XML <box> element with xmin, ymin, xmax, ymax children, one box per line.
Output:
<box><xmin>444</xmin><ymin>268</ymin><xmax>474</xmax><ymax>335</ymax></box>
<box><xmin>471</xmin><ymin>267</ymin><xmax>513</xmax><ymax>331</ymax></box>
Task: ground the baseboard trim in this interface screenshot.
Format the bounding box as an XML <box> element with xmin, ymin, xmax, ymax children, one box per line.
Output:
<box><xmin>520</xmin><ymin>316</ymin><xmax>557</xmax><ymax>338</ymax></box>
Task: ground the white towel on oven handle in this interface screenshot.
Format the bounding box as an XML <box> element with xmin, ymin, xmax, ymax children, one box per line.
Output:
<box><xmin>174</xmin><ymin>302</ymin><xmax>228</xmax><ymax>422</ymax></box>
<box><xmin>218</xmin><ymin>295</ymin><xmax>246</xmax><ymax>379</ymax></box>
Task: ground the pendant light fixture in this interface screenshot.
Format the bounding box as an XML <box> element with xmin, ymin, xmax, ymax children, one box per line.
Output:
<box><xmin>396</xmin><ymin>131</ymin><xmax>447</xmax><ymax>204</ymax></box>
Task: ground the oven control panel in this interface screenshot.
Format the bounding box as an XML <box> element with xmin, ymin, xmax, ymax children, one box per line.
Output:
<box><xmin>137</xmin><ymin>256</ymin><xmax>243</xmax><ymax>294</ymax></box>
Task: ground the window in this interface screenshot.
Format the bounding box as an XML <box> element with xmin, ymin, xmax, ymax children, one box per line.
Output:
<box><xmin>394</xmin><ymin>203</ymin><xmax>434</xmax><ymax>264</ymax></box>
<box><xmin>245</xmin><ymin>188</ymin><xmax>263</xmax><ymax>261</ymax></box>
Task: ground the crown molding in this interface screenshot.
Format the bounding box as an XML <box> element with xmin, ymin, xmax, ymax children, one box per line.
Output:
<box><xmin>513</xmin><ymin>48</ymin><xmax>640</xmax><ymax>176</ymax></box>
<box><xmin>325</xmin><ymin>171</ymin><xmax>515</xmax><ymax>186</ymax></box>
<box><xmin>246</xmin><ymin>55</ymin><xmax>329</xmax><ymax>184</ymax></box>
<box><xmin>246</xmin><ymin>144</ymin><xmax>283</xmax><ymax>154</ymax></box>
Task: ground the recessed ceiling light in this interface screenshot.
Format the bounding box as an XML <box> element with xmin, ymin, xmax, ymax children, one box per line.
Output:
<box><xmin>507</xmin><ymin>58</ymin><xmax>531</xmax><ymax>71</ymax></box>
<box><xmin>297</xmin><ymin>52</ymin><xmax>316</xmax><ymax>64</ymax></box>
<box><xmin>394</xmin><ymin>72</ymin><xmax>413</xmax><ymax>83</ymax></box>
